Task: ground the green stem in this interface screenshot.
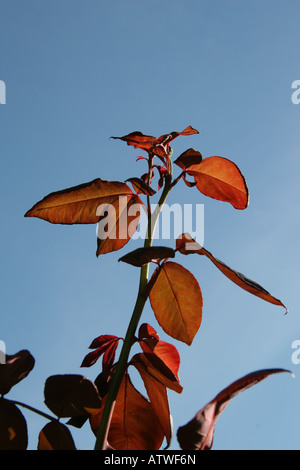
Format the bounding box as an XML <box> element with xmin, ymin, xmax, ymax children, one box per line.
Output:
<box><xmin>94</xmin><ymin>156</ymin><xmax>173</xmax><ymax>450</ymax></box>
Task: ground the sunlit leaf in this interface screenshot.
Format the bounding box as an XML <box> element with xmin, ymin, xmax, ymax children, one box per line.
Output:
<box><xmin>38</xmin><ymin>421</ymin><xmax>76</xmax><ymax>450</ymax></box>
<box><xmin>90</xmin><ymin>372</ymin><xmax>165</xmax><ymax>450</ymax></box>
<box><xmin>0</xmin><ymin>350</ymin><xmax>35</xmax><ymax>396</ymax></box>
<box><xmin>25</xmin><ymin>179</ymin><xmax>134</xmax><ymax>224</ymax></box>
<box><xmin>44</xmin><ymin>375</ymin><xmax>102</xmax><ymax>418</ymax></box>
<box><xmin>112</xmin><ymin>126</ymin><xmax>199</xmax><ymax>158</ymax></box>
<box><xmin>149</xmin><ymin>262</ymin><xmax>203</xmax><ymax>345</ymax></box>
<box><xmin>119</xmin><ymin>246</ymin><xmax>175</xmax><ymax>267</ymax></box>
<box><xmin>187</xmin><ymin>157</ymin><xmax>249</xmax><ymax>210</ymax></box>
<box><xmin>177</xmin><ymin>368</ymin><xmax>291</xmax><ymax>450</ymax></box>
<box><xmin>96</xmin><ymin>194</ymin><xmax>142</xmax><ymax>256</ymax></box>
<box><xmin>81</xmin><ymin>335</ymin><xmax>121</xmax><ymax>370</ymax></box>
<box><xmin>0</xmin><ymin>400</ymin><xmax>28</xmax><ymax>450</ymax></box>
<box><xmin>131</xmin><ymin>352</ymin><xmax>182</xmax><ymax>395</ymax></box>
<box><xmin>130</xmin><ymin>357</ymin><xmax>172</xmax><ymax>446</ymax></box>
<box><xmin>176</xmin><ymin>233</ymin><xmax>287</xmax><ymax>312</ymax></box>
<box><xmin>138</xmin><ymin>324</ymin><xmax>180</xmax><ymax>380</ymax></box>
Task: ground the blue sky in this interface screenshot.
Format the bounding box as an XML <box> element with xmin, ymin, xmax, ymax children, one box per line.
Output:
<box><xmin>0</xmin><ymin>0</ymin><xmax>299</xmax><ymax>450</ymax></box>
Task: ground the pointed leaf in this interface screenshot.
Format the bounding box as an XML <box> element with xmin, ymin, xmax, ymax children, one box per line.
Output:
<box><xmin>174</xmin><ymin>148</ymin><xmax>203</xmax><ymax>170</ymax></box>
<box><xmin>25</xmin><ymin>179</ymin><xmax>134</xmax><ymax>224</ymax></box>
<box><xmin>81</xmin><ymin>336</ymin><xmax>120</xmax><ymax>368</ymax></box>
<box><xmin>138</xmin><ymin>323</ymin><xmax>181</xmax><ymax>380</ymax></box>
<box><xmin>149</xmin><ymin>262</ymin><xmax>203</xmax><ymax>345</ymax></box>
<box><xmin>130</xmin><ymin>359</ymin><xmax>172</xmax><ymax>446</ymax></box>
<box><xmin>176</xmin><ymin>233</ymin><xmax>287</xmax><ymax>312</ymax></box>
<box><xmin>112</xmin><ymin>126</ymin><xmax>199</xmax><ymax>158</ymax></box>
<box><xmin>0</xmin><ymin>350</ymin><xmax>35</xmax><ymax>396</ymax></box>
<box><xmin>96</xmin><ymin>194</ymin><xmax>142</xmax><ymax>256</ymax></box>
<box><xmin>187</xmin><ymin>157</ymin><xmax>249</xmax><ymax>210</ymax></box>
<box><xmin>177</xmin><ymin>368</ymin><xmax>291</xmax><ymax>450</ymax></box>
<box><xmin>126</xmin><ymin>177</ymin><xmax>156</xmax><ymax>196</ymax></box>
<box><xmin>131</xmin><ymin>353</ymin><xmax>182</xmax><ymax>394</ymax></box>
<box><xmin>119</xmin><ymin>246</ymin><xmax>175</xmax><ymax>267</ymax></box>
<box><xmin>44</xmin><ymin>375</ymin><xmax>102</xmax><ymax>418</ymax></box>
<box><xmin>0</xmin><ymin>400</ymin><xmax>28</xmax><ymax>450</ymax></box>
<box><xmin>38</xmin><ymin>421</ymin><xmax>76</xmax><ymax>450</ymax></box>
<box><xmin>90</xmin><ymin>373</ymin><xmax>165</xmax><ymax>450</ymax></box>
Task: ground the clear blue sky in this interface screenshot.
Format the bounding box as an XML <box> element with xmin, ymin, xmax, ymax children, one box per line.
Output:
<box><xmin>0</xmin><ymin>0</ymin><xmax>299</xmax><ymax>450</ymax></box>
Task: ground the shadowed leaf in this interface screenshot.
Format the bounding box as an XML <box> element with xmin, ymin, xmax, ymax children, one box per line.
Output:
<box><xmin>44</xmin><ymin>375</ymin><xmax>102</xmax><ymax>418</ymax></box>
<box><xmin>0</xmin><ymin>400</ymin><xmax>28</xmax><ymax>450</ymax></box>
<box><xmin>38</xmin><ymin>421</ymin><xmax>76</xmax><ymax>450</ymax></box>
<box><xmin>0</xmin><ymin>350</ymin><xmax>35</xmax><ymax>396</ymax></box>
<box><xmin>149</xmin><ymin>262</ymin><xmax>203</xmax><ymax>345</ymax></box>
<box><xmin>187</xmin><ymin>157</ymin><xmax>249</xmax><ymax>210</ymax></box>
<box><xmin>25</xmin><ymin>179</ymin><xmax>134</xmax><ymax>224</ymax></box>
<box><xmin>119</xmin><ymin>246</ymin><xmax>175</xmax><ymax>267</ymax></box>
<box><xmin>177</xmin><ymin>368</ymin><xmax>292</xmax><ymax>450</ymax></box>
<box><xmin>176</xmin><ymin>233</ymin><xmax>287</xmax><ymax>312</ymax></box>
<box><xmin>90</xmin><ymin>372</ymin><xmax>165</xmax><ymax>450</ymax></box>
<box><xmin>126</xmin><ymin>177</ymin><xmax>156</xmax><ymax>196</ymax></box>
<box><xmin>174</xmin><ymin>148</ymin><xmax>203</xmax><ymax>170</ymax></box>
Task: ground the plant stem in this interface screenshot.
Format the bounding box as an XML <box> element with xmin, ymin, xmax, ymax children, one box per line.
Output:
<box><xmin>94</xmin><ymin>156</ymin><xmax>173</xmax><ymax>450</ymax></box>
<box><xmin>4</xmin><ymin>398</ymin><xmax>56</xmax><ymax>422</ymax></box>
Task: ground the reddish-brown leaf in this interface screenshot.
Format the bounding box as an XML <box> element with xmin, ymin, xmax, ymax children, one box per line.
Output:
<box><xmin>138</xmin><ymin>323</ymin><xmax>180</xmax><ymax>380</ymax></box>
<box><xmin>174</xmin><ymin>148</ymin><xmax>203</xmax><ymax>170</ymax></box>
<box><xmin>149</xmin><ymin>262</ymin><xmax>203</xmax><ymax>345</ymax></box>
<box><xmin>111</xmin><ymin>131</ymin><xmax>158</xmax><ymax>152</ymax></box>
<box><xmin>130</xmin><ymin>357</ymin><xmax>172</xmax><ymax>446</ymax></box>
<box><xmin>119</xmin><ymin>246</ymin><xmax>175</xmax><ymax>267</ymax></box>
<box><xmin>187</xmin><ymin>157</ymin><xmax>249</xmax><ymax>210</ymax></box>
<box><xmin>90</xmin><ymin>372</ymin><xmax>165</xmax><ymax>450</ymax></box>
<box><xmin>96</xmin><ymin>194</ymin><xmax>142</xmax><ymax>256</ymax></box>
<box><xmin>81</xmin><ymin>336</ymin><xmax>121</xmax><ymax>369</ymax></box>
<box><xmin>131</xmin><ymin>353</ymin><xmax>182</xmax><ymax>394</ymax></box>
<box><xmin>176</xmin><ymin>233</ymin><xmax>287</xmax><ymax>312</ymax></box>
<box><xmin>0</xmin><ymin>350</ymin><xmax>35</xmax><ymax>396</ymax></box>
<box><xmin>112</xmin><ymin>126</ymin><xmax>199</xmax><ymax>158</ymax></box>
<box><xmin>177</xmin><ymin>368</ymin><xmax>291</xmax><ymax>450</ymax></box>
<box><xmin>126</xmin><ymin>177</ymin><xmax>156</xmax><ymax>196</ymax></box>
<box><xmin>25</xmin><ymin>179</ymin><xmax>135</xmax><ymax>224</ymax></box>
<box><xmin>38</xmin><ymin>421</ymin><xmax>76</xmax><ymax>450</ymax></box>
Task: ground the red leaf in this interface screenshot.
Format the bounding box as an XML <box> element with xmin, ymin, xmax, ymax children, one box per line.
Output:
<box><xmin>112</xmin><ymin>126</ymin><xmax>199</xmax><ymax>158</ymax></box>
<box><xmin>187</xmin><ymin>157</ymin><xmax>249</xmax><ymax>210</ymax></box>
<box><xmin>81</xmin><ymin>335</ymin><xmax>121</xmax><ymax>368</ymax></box>
<box><xmin>138</xmin><ymin>324</ymin><xmax>181</xmax><ymax>381</ymax></box>
<box><xmin>176</xmin><ymin>233</ymin><xmax>287</xmax><ymax>312</ymax></box>
<box><xmin>90</xmin><ymin>372</ymin><xmax>165</xmax><ymax>450</ymax></box>
<box><xmin>149</xmin><ymin>262</ymin><xmax>203</xmax><ymax>345</ymax></box>
<box><xmin>177</xmin><ymin>368</ymin><xmax>291</xmax><ymax>450</ymax></box>
<box><xmin>25</xmin><ymin>179</ymin><xmax>134</xmax><ymax>224</ymax></box>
